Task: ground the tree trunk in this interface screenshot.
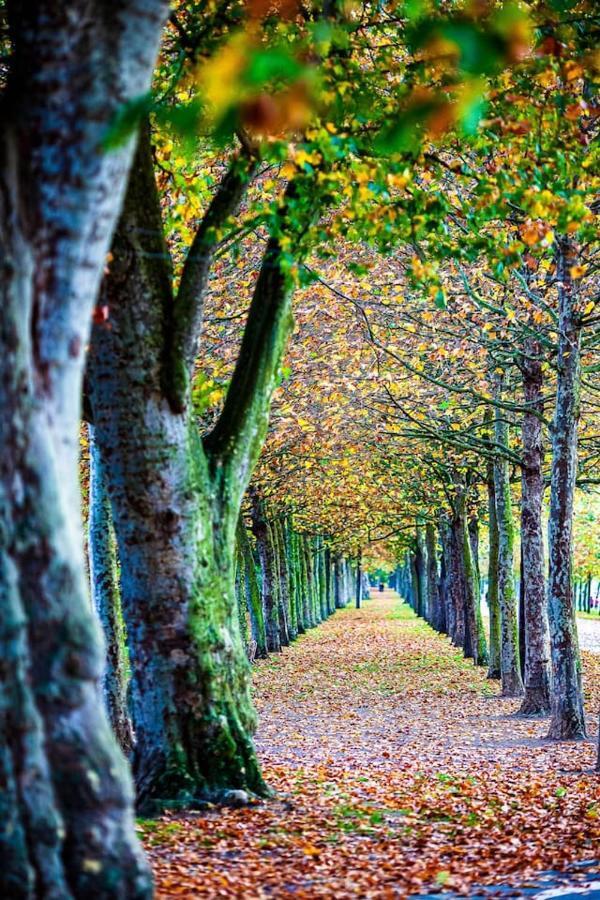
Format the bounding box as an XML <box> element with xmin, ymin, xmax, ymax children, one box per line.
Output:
<box><xmin>439</xmin><ymin>520</ymin><xmax>454</xmax><ymax>639</ymax></box>
<box><xmin>251</xmin><ymin>501</ymin><xmax>281</xmax><ymax>654</ymax></box>
<box><xmin>88</xmin><ymin>425</ymin><xmax>134</xmax><ymax>754</ymax></box>
<box><xmin>494</xmin><ymin>386</ymin><xmax>524</xmax><ymax>697</ymax></box>
<box><xmin>271</xmin><ymin>520</ymin><xmax>290</xmax><ymax>648</ymax></box>
<box><xmin>547</xmin><ymin>239</ymin><xmax>586</xmax><ymax>740</ymax></box>
<box><xmin>486</xmin><ymin>461</ymin><xmax>502</xmax><ymax>679</ymax></box>
<box><xmin>425</xmin><ymin>524</ymin><xmax>441</xmax><ymax>632</ymax></box>
<box><xmin>518</xmin><ymin>544</ymin><xmax>526</xmax><ymax>680</ymax></box>
<box><xmin>308</xmin><ymin>538</ymin><xmax>321</xmax><ymax>624</ymax></box>
<box><xmin>414</xmin><ymin>524</ymin><xmax>427</xmax><ymax>618</ymax></box>
<box><xmin>451</xmin><ymin>489</ymin><xmax>484</xmax><ymax>664</ymax></box>
<box><xmin>356</xmin><ymin>551</ymin><xmax>362</xmax><ymax>609</ymax></box>
<box><xmin>447</xmin><ymin>514</ymin><xmax>467</xmax><ymax>650</ymax></box>
<box><xmin>281</xmin><ymin>520</ymin><xmax>298</xmax><ymax>641</ymax></box>
<box><xmin>465</xmin><ymin>509</ymin><xmax>488</xmax><ymax>666</ymax></box>
<box><xmin>435</xmin><ymin>526</ymin><xmax>448</xmax><ymax>635</ymax></box>
<box><xmin>237</xmin><ymin>518</ymin><xmax>268</xmax><ymax>658</ymax></box>
<box><xmin>325</xmin><ymin>547</ymin><xmax>335</xmax><ymax>614</ymax></box>
<box><xmin>234</xmin><ymin>547</ymin><xmax>251</xmax><ymax>656</ymax></box>
<box><xmin>0</xmin><ymin>3</ymin><xmax>166</xmax><ymax>893</ymax></box>
<box><xmin>409</xmin><ymin>553</ymin><xmax>419</xmax><ymax>614</ymax></box>
<box><xmin>519</xmin><ymin>342</ymin><xmax>552</xmax><ymax>715</ymax></box>
<box><xmin>88</xmin><ymin>135</ymin><xmax>305</xmax><ymax>809</ymax></box>
<box><xmin>317</xmin><ymin>537</ymin><xmax>328</xmax><ymax>619</ymax></box>
<box><xmin>92</xmin><ymin>387</ymin><xmax>268</xmax><ymax>808</ymax></box>
<box><xmin>334</xmin><ymin>554</ymin><xmax>345</xmax><ymax>608</ymax></box>
<box><xmin>300</xmin><ymin>535</ymin><xmax>313</xmax><ymax>626</ymax></box>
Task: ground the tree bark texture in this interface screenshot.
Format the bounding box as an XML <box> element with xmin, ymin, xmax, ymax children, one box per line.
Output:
<box><xmin>519</xmin><ymin>342</ymin><xmax>552</xmax><ymax>715</ymax></box>
<box><xmin>547</xmin><ymin>239</ymin><xmax>586</xmax><ymax>739</ymax></box>
<box><xmin>88</xmin><ymin>425</ymin><xmax>134</xmax><ymax>754</ymax></box>
<box><xmin>494</xmin><ymin>386</ymin><xmax>524</xmax><ymax>698</ymax></box>
<box><xmin>0</xmin><ymin>2</ymin><xmax>166</xmax><ymax>894</ymax></box>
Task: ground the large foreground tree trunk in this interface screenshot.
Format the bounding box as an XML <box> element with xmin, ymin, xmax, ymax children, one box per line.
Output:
<box><xmin>547</xmin><ymin>239</ymin><xmax>586</xmax><ymax>740</ymax></box>
<box><xmin>0</xmin><ymin>2</ymin><xmax>166</xmax><ymax>894</ymax></box>
<box><xmin>88</xmin><ymin>133</ymin><xmax>310</xmax><ymax>809</ymax></box>
<box><xmin>519</xmin><ymin>342</ymin><xmax>551</xmax><ymax>716</ymax></box>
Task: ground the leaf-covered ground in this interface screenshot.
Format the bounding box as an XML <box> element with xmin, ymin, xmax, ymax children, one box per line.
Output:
<box><xmin>145</xmin><ymin>593</ymin><xmax>600</xmax><ymax>898</ymax></box>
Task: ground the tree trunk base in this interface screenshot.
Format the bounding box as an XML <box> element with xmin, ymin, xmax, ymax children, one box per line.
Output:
<box><xmin>134</xmin><ymin>700</ymin><xmax>271</xmax><ymax>816</ymax></box>
<box><xmin>137</xmin><ymin>769</ymin><xmax>272</xmax><ymax>817</ymax></box>
<box><xmin>546</xmin><ymin>713</ymin><xmax>587</xmax><ymax>741</ymax></box>
<box><xmin>501</xmin><ymin>680</ymin><xmax>524</xmax><ymax>699</ymax></box>
<box><xmin>517</xmin><ymin>690</ymin><xmax>551</xmax><ymax>717</ymax></box>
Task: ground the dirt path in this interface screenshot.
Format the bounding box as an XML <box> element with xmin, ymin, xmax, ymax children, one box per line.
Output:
<box><xmin>147</xmin><ymin>592</ymin><xmax>600</xmax><ymax>898</ymax></box>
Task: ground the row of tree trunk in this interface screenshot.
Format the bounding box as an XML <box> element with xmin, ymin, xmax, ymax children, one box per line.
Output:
<box><xmin>393</xmin><ymin>244</ymin><xmax>595</xmax><ymax>754</ymax></box>
<box><xmin>394</xmin><ymin>443</ymin><xmax>590</xmax><ymax>746</ymax></box>
<box><xmin>242</xmin><ymin>498</ymin><xmax>356</xmax><ymax>656</ymax></box>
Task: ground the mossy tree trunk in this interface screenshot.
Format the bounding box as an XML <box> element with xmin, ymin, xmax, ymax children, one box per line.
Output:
<box><xmin>270</xmin><ymin>519</ymin><xmax>289</xmax><ymax>648</ymax></box>
<box><xmin>468</xmin><ymin>512</ymin><xmax>488</xmax><ymax>667</ymax></box>
<box><xmin>234</xmin><ymin>547</ymin><xmax>252</xmax><ymax>657</ymax></box>
<box><xmin>251</xmin><ymin>498</ymin><xmax>281</xmax><ymax>653</ymax></box>
<box><xmin>414</xmin><ymin>524</ymin><xmax>427</xmax><ymax>618</ymax></box>
<box><xmin>486</xmin><ymin>462</ymin><xmax>502</xmax><ymax>679</ymax></box>
<box><xmin>307</xmin><ymin>538</ymin><xmax>321</xmax><ymax>625</ymax></box>
<box><xmin>280</xmin><ymin>520</ymin><xmax>298</xmax><ymax>641</ymax></box>
<box><xmin>460</xmin><ymin>500</ymin><xmax>488</xmax><ymax>667</ymax></box>
<box><xmin>290</xmin><ymin>529</ymin><xmax>307</xmax><ymax>632</ymax></box>
<box><xmin>237</xmin><ymin>517</ymin><xmax>268</xmax><ymax>659</ymax></box>
<box><xmin>300</xmin><ymin>534</ymin><xmax>313</xmax><ymax>627</ymax></box>
<box><xmin>409</xmin><ymin>553</ymin><xmax>419</xmax><ymax>614</ymax></box>
<box><xmin>547</xmin><ymin>239</ymin><xmax>586</xmax><ymax>740</ymax></box>
<box><xmin>88</xmin><ymin>132</ymin><xmax>310</xmax><ymax>809</ymax></box>
<box><xmin>450</xmin><ymin>485</ymin><xmax>486</xmax><ymax>666</ymax></box>
<box><xmin>318</xmin><ymin>537</ymin><xmax>328</xmax><ymax>619</ymax></box>
<box><xmin>435</xmin><ymin>523</ymin><xmax>449</xmax><ymax>635</ymax></box>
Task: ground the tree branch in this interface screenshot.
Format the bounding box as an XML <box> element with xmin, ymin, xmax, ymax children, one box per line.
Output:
<box><xmin>204</xmin><ymin>178</ymin><xmax>316</xmax><ymax>519</ymax></box>
<box><xmin>163</xmin><ymin>151</ymin><xmax>258</xmax><ymax>412</ymax></box>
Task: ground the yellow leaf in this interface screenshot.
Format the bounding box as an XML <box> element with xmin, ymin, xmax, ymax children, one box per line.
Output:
<box><xmin>570</xmin><ymin>265</ymin><xmax>587</xmax><ymax>280</ymax></box>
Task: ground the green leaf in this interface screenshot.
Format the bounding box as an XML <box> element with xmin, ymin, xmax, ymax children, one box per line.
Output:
<box><xmin>244</xmin><ymin>47</ymin><xmax>304</xmax><ymax>87</ymax></box>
